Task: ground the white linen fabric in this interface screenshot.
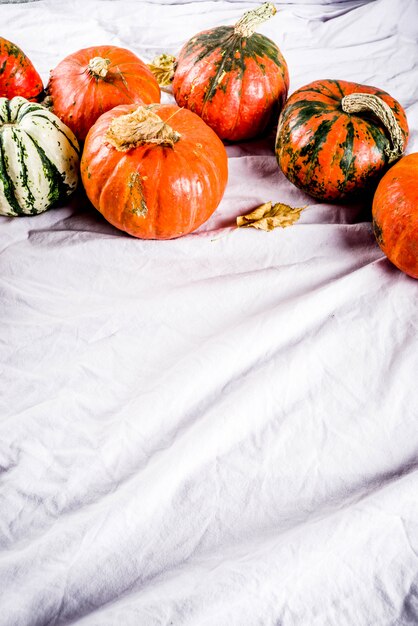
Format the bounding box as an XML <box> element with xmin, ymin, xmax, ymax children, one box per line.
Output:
<box><xmin>1</xmin><ymin>1</ymin><xmax>418</xmax><ymax>624</ymax></box>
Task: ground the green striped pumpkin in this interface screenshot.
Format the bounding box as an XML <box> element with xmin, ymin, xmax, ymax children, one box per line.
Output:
<box><xmin>0</xmin><ymin>96</ymin><xmax>80</xmax><ymax>216</ymax></box>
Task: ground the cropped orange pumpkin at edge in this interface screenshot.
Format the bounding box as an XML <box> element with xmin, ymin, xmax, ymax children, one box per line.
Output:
<box><xmin>372</xmin><ymin>153</ymin><xmax>418</xmax><ymax>280</ymax></box>
<box><xmin>0</xmin><ymin>37</ymin><xmax>43</xmax><ymax>101</ymax></box>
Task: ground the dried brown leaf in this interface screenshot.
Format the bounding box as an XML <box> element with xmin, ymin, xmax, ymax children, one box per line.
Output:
<box><xmin>237</xmin><ymin>201</ymin><xmax>306</xmax><ymax>231</ymax></box>
<box><xmin>147</xmin><ymin>54</ymin><xmax>177</xmax><ymax>87</ymax></box>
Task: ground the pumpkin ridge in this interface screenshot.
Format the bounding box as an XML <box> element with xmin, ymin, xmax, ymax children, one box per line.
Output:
<box><xmin>11</xmin><ymin>127</ymin><xmax>37</xmax><ymax>213</ymax></box>
<box><xmin>300</xmin><ymin>117</ymin><xmax>338</xmax><ymax>184</ymax></box>
<box><xmin>179</xmin><ymin>139</ymin><xmax>222</xmax><ymax>234</ymax></box>
<box><xmin>50</xmin><ymin>70</ymin><xmax>89</xmax><ymax>119</ymax></box>
<box><xmin>173</xmin><ymin>137</ymin><xmax>214</xmax><ymax>232</ymax></box>
<box><xmin>109</xmin><ymin>70</ymin><xmax>141</xmax><ymax>104</ymax></box>
<box><xmin>283</xmin><ymin>100</ymin><xmax>333</xmax><ymax>135</ymax></box>
<box><xmin>16</xmin><ymin>101</ymin><xmax>41</xmax><ymax>122</ymax></box>
<box><xmin>2</xmin><ymin>41</ymin><xmax>20</xmax><ymax>58</ymax></box>
<box><xmin>364</xmin><ymin>121</ymin><xmax>389</xmax><ymax>161</ymax></box>
<box><xmin>295</xmin><ymin>86</ymin><xmax>336</xmax><ymax>99</ymax></box>
<box><xmin>4</xmin><ymin>97</ymin><xmax>11</xmax><ymax>122</ymax></box>
<box><xmin>229</xmin><ymin>45</ymin><xmax>253</xmax><ymax>134</ymax></box>
<box><xmin>29</xmin><ymin>112</ymin><xmax>80</xmax><ymax>156</ymax></box>
<box><xmin>276</xmin><ymin>105</ymin><xmax>336</xmax><ymax>169</ymax></box>
<box><xmin>25</xmin><ymin>133</ymin><xmax>64</xmax><ymax>205</ymax></box>
<box><xmin>154</xmin><ymin>148</ymin><xmax>168</xmax><ymax>237</ymax></box>
<box><xmin>178</xmin><ymin>147</ymin><xmax>202</xmax><ymax>235</ymax></box>
<box><xmin>200</xmin><ymin>141</ymin><xmax>227</xmax><ymax>204</ymax></box>
<box><xmin>0</xmin><ymin>130</ymin><xmax>25</xmax><ymax>215</ymax></box>
<box><xmin>184</xmin><ymin>27</ymin><xmax>233</xmax><ymax>65</ymax></box>
<box><xmin>97</xmin><ymin>155</ymin><xmax>131</xmax><ymax>226</ymax></box>
<box><xmin>319</xmin><ymin>80</ymin><xmax>343</xmax><ymax>100</ymax></box>
<box><xmin>113</xmin><ymin>69</ymin><xmax>159</xmax><ymax>87</ymax></box>
<box><xmin>328</xmin><ymin>79</ymin><xmax>345</xmax><ymax>99</ymax></box>
<box><xmin>96</xmin><ymin>74</ymin><xmax>106</xmax><ymax>118</ymax></box>
<box><xmin>7</xmin><ymin>64</ymin><xmax>19</xmax><ymax>82</ymax></box>
<box><xmin>0</xmin><ymin>101</ymin><xmax>7</xmax><ymax>124</ymax></box>
<box><xmin>113</xmin><ymin>65</ymin><xmax>130</xmax><ymax>89</ymax></box>
<box><xmin>201</xmin><ymin>33</ymin><xmax>240</xmax><ymax>108</ymax></box>
<box><xmin>244</xmin><ymin>32</ymin><xmax>286</xmax><ymax>69</ymax></box>
<box><xmin>338</xmin><ymin>119</ymin><xmax>356</xmax><ymax>193</ymax></box>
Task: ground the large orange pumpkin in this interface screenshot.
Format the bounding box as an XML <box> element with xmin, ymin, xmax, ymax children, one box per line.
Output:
<box><xmin>48</xmin><ymin>46</ymin><xmax>161</xmax><ymax>141</ymax></box>
<box><xmin>276</xmin><ymin>79</ymin><xmax>409</xmax><ymax>201</ymax></box>
<box><xmin>372</xmin><ymin>153</ymin><xmax>418</xmax><ymax>279</ymax></box>
<box><xmin>0</xmin><ymin>37</ymin><xmax>43</xmax><ymax>101</ymax></box>
<box><xmin>81</xmin><ymin>103</ymin><xmax>228</xmax><ymax>239</ymax></box>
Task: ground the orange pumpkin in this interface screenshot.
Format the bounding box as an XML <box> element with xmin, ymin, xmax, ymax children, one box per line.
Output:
<box><xmin>149</xmin><ymin>3</ymin><xmax>288</xmax><ymax>142</ymax></box>
<box><xmin>170</xmin><ymin>3</ymin><xmax>289</xmax><ymax>142</ymax></box>
<box><xmin>81</xmin><ymin>103</ymin><xmax>228</xmax><ymax>239</ymax></box>
<box><xmin>372</xmin><ymin>153</ymin><xmax>418</xmax><ymax>279</ymax></box>
<box><xmin>0</xmin><ymin>37</ymin><xmax>43</xmax><ymax>101</ymax></box>
<box><xmin>48</xmin><ymin>46</ymin><xmax>160</xmax><ymax>141</ymax></box>
<box><xmin>276</xmin><ymin>79</ymin><xmax>409</xmax><ymax>201</ymax></box>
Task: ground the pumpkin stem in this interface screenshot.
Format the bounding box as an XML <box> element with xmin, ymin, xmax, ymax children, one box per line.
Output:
<box><xmin>88</xmin><ymin>56</ymin><xmax>111</xmax><ymax>78</ymax></box>
<box><xmin>234</xmin><ymin>2</ymin><xmax>277</xmax><ymax>38</ymax></box>
<box><xmin>105</xmin><ymin>105</ymin><xmax>181</xmax><ymax>151</ymax></box>
<box><xmin>147</xmin><ymin>54</ymin><xmax>177</xmax><ymax>87</ymax></box>
<box><xmin>341</xmin><ymin>93</ymin><xmax>405</xmax><ymax>163</ymax></box>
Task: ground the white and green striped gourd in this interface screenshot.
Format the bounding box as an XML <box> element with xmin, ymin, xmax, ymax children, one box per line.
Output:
<box><xmin>0</xmin><ymin>96</ymin><xmax>80</xmax><ymax>216</ymax></box>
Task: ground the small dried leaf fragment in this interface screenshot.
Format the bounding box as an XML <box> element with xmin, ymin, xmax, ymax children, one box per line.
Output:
<box><xmin>237</xmin><ymin>201</ymin><xmax>306</xmax><ymax>231</ymax></box>
<box><xmin>147</xmin><ymin>54</ymin><xmax>177</xmax><ymax>87</ymax></box>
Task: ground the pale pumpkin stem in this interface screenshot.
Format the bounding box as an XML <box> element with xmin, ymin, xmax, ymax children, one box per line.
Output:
<box><xmin>88</xmin><ymin>56</ymin><xmax>111</xmax><ymax>78</ymax></box>
<box><xmin>105</xmin><ymin>105</ymin><xmax>181</xmax><ymax>151</ymax></box>
<box><xmin>341</xmin><ymin>93</ymin><xmax>405</xmax><ymax>163</ymax></box>
<box><xmin>234</xmin><ymin>2</ymin><xmax>277</xmax><ymax>37</ymax></box>
<box><xmin>147</xmin><ymin>54</ymin><xmax>177</xmax><ymax>87</ymax></box>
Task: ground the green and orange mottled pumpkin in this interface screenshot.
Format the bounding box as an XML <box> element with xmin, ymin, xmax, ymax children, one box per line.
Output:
<box><xmin>372</xmin><ymin>153</ymin><xmax>418</xmax><ymax>279</ymax></box>
<box><xmin>0</xmin><ymin>37</ymin><xmax>43</xmax><ymax>101</ymax></box>
<box><xmin>151</xmin><ymin>3</ymin><xmax>289</xmax><ymax>142</ymax></box>
<box><xmin>275</xmin><ymin>79</ymin><xmax>409</xmax><ymax>201</ymax></box>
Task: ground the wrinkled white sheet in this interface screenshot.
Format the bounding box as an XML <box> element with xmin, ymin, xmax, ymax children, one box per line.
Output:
<box><xmin>1</xmin><ymin>0</ymin><xmax>418</xmax><ymax>624</ymax></box>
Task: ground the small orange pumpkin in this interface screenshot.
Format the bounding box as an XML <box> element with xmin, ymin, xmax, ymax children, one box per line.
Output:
<box><xmin>81</xmin><ymin>103</ymin><xmax>228</xmax><ymax>239</ymax></box>
<box><xmin>372</xmin><ymin>152</ymin><xmax>418</xmax><ymax>279</ymax></box>
<box><xmin>48</xmin><ymin>46</ymin><xmax>161</xmax><ymax>141</ymax></box>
